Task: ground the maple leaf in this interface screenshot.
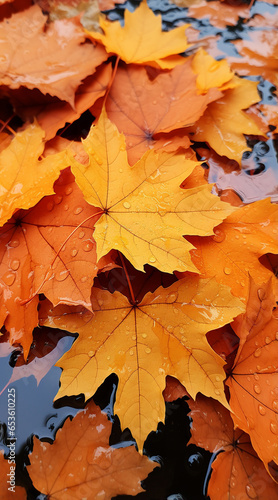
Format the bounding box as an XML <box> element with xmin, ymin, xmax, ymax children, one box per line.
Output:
<box><xmin>226</xmin><ymin>278</ymin><xmax>278</xmax><ymax>470</ymax></box>
<box><xmin>188</xmin><ymin>77</ymin><xmax>265</xmax><ymax>164</ymax></box>
<box><xmin>86</xmin><ymin>0</ymin><xmax>191</xmax><ymax>69</ymax></box>
<box><xmin>39</xmin><ymin>274</ymin><xmax>243</xmax><ymax>451</ymax></box>
<box><xmin>187</xmin><ymin>0</ymin><xmax>250</xmax><ymax>29</ymax></box>
<box><xmin>191</xmin><ymin>48</ymin><xmax>235</xmax><ymax>94</ymax></box>
<box><xmin>27</xmin><ymin>398</ymin><xmax>156</xmax><ymax>499</ymax></box>
<box><xmin>0</xmin><ymin>451</ymin><xmax>26</xmax><ymax>500</ymax></box>
<box><xmin>187</xmin><ymin>198</ymin><xmax>278</xmax><ymax>302</ymax></box>
<box><xmin>188</xmin><ymin>394</ymin><xmax>278</xmax><ymax>499</ymax></box>
<box><xmin>0</xmin><ymin>122</ymin><xmax>67</xmax><ymax>227</ymax></box>
<box><xmin>0</xmin><ymin>5</ymin><xmax>107</xmax><ymax>107</ymax></box>
<box><xmin>0</xmin><ymin>169</ymin><xmax>100</xmax><ymax>356</ymax></box>
<box><xmin>104</xmin><ymin>60</ymin><xmax>222</xmax><ymax>164</ymax></box>
<box><xmin>69</xmin><ymin>109</ymin><xmax>235</xmax><ymax>274</ymax></box>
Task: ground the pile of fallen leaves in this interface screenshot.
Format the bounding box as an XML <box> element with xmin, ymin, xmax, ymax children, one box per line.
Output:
<box><xmin>0</xmin><ymin>0</ymin><xmax>278</xmax><ymax>498</ymax></box>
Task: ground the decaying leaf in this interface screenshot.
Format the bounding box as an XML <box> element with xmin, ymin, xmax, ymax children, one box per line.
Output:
<box><xmin>39</xmin><ymin>274</ymin><xmax>243</xmax><ymax>450</ymax></box>
<box><xmin>227</xmin><ymin>278</ymin><xmax>278</xmax><ymax>470</ymax></box>
<box><xmin>27</xmin><ymin>398</ymin><xmax>156</xmax><ymax>499</ymax></box>
<box><xmin>0</xmin><ymin>4</ymin><xmax>107</xmax><ymax>106</ymax></box>
<box><xmin>86</xmin><ymin>0</ymin><xmax>191</xmax><ymax>69</ymax></box>
<box><xmin>69</xmin><ymin>109</ymin><xmax>235</xmax><ymax>274</ymax></box>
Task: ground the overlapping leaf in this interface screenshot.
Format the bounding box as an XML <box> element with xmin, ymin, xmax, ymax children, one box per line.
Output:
<box><xmin>0</xmin><ymin>123</ymin><xmax>66</xmax><ymax>227</ymax></box>
<box><xmin>86</xmin><ymin>0</ymin><xmax>191</xmax><ymax>69</ymax></box>
<box><xmin>227</xmin><ymin>278</ymin><xmax>278</xmax><ymax>470</ymax></box>
<box><xmin>188</xmin><ymin>395</ymin><xmax>278</xmax><ymax>499</ymax></box>
<box><xmin>69</xmin><ymin>109</ymin><xmax>235</xmax><ymax>274</ymax></box>
<box><xmin>40</xmin><ymin>275</ymin><xmax>243</xmax><ymax>450</ymax></box>
<box><xmin>0</xmin><ymin>4</ymin><xmax>107</xmax><ymax>106</ymax></box>
<box><xmin>27</xmin><ymin>398</ymin><xmax>156</xmax><ymax>499</ymax></box>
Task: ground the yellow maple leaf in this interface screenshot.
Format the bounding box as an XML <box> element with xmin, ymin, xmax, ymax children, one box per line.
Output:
<box><xmin>86</xmin><ymin>0</ymin><xmax>191</xmax><ymax>69</ymax></box>
<box><xmin>191</xmin><ymin>48</ymin><xmax>235</xmax><ymax>94</ymax></box>
<box><xmin>189</xmin><ymin>77</ymin><xmax>265</xmax><ymax>164</ymax></box>
<box><xmin>69</xmin><ymin>109</ymin><xmax>235</xmax><ymax>274</ymax></box>
<box><xmin>40</xmin><ymin>275</ymin><xmax>244</xmax><ymax>451</ymax></box>
<box><xmin>0</xmin><ymin>123</ymin><xmax>67</xmax><ymax>227</ymax></box>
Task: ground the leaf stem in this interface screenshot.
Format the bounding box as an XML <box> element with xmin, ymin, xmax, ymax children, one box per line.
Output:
<box><xmin>118</xmin><ymin>252</ymin><xmax>136</xmax><ymax>305</ymax></box>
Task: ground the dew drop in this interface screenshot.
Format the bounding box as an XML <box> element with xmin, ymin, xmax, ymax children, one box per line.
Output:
<box><xmin>230</xmin><ymin>478</ymin><xmax>236</xmax><ymax>488</ymax></box>
<box><xmin>129</xmin><ymin>349</ymin><xmax>134</xmax><ymax>356</ymax></box>
<box><xmin>253</xmin><ymin>384</ymin><xmax>261</xmax><ymax>394</ymax></box>
<box><xmin>123</xmin><ymin>201</ymin><xmax>131</xmax><ymax>209</ymax></box>
<box><xmin>149</xmin><ymin>256</ymin><xmax>156</xmax><ymax>263</ymax></box>
<box><xmin>88</xmin><ymin>351</ymin><xmax>94</xmax><ymax>357</ymax></box>
<box><xmin>224</xmin><ymin>267</ymin><xmax>231</xmax><ymax>275</ymax></box>
<box><xmin>119</xmin><ymin>168</ymin><xmax>123</xmax><ymax>173</ymax></box>
<box><xmin>270</xmin><ymin>421</ymin><xmax>278</xmax><ymax>434</ymax></box>
<box><xmin>258</xmin><ymin>404</ymin><xmax>266</xmax><ymax>416</ymax></box>
<box><xmin>3</xmin><ymin>272</ymin><xmax>16</xmax><ymax>286</ymax></box>
<box><xmin>246</xmin><ymin>484</ymin><xmax>257</xmax><ymax>499</ymax></box>
<box><xmin>54</xmin><ymin>195</ymin><xmax>63</xmax><ymax>205</ymax></box>
<box><xmin>81</xmin><ymin>276</ymin><xmax>88</xmax><ymax>283</ymax></box>
<box><xmin>65</xmin><ymin>186</ymin><xmax>73</xmax><ymax>196</ymax></box>
<box><xmin>152</xmin><ymin>100</ymin><xmax>157</xmax><ymax>105</ymax></box>
<box><xmin>74</xmin><ymin>206</ymin><xmax>83</xmax><ymax>215</ymax></box>
<box><xmin>82</xmin><ymin>241</ymin><xmax>94</xmax><ymax>252</ymax></box>
<box><xmin>10</xmin><ymin>260</ymin><xmax>20</xmax><ymax>271</ymax></box>
<box><xmin>9</xmin><ymin>239</ymin><xmax>20</xmax><ymax>248</ymax></box>
<box><xmin>213</xmin><ymin>229</ymin><xmax>225</xmax><ymax>243</ymax></box>
<box><xmin>254</xmin><ymin>347</ymin><xmax>261</xmax><ymax>358</ymax></box>
<box><xmin>107</xmin><ymin>355</ymin><xmax>110</xmax><ymax>361</ymax></box>
<box><xmin>215</xmin><ymin>375</ymin><xmax>221</xmax><ymax>382</ymax></box>
<box><xmin>47</xmin><ymin>201</ymin><xmax>54</xmax><ymax>211</ymax></box>
<box><xmin>240</xmin><ymin>281</ymin><xmax>245</xmax><ymax>287</ymax></box>
<box><xmin>142</xmin><ymin>333</ymin><xmax>147</xmax><ymax>339</ymax></box>
<box><xmin>55</xmin><ymin>269</ymin><xmax>70</xmax><ymax>282</ymax></box>
<box><xmin>64</xmin><ymin>204</ymin><xmax>69</xmax><ymax>211</ymax></box>
<box><xmin>265</xmin><ymin>336</ymin><xmax>271</xmax><ymax>344</ymax></box>
<box><xmin>272</xmin><ymin>400</ymin><xmax>278</xmax><ymax>411</ymax></box>
<box><xmin>254</xmin><ymin>372</ymin><xmax>259</xmax><ymax>381</ymax></box>
<box><xmin>145</xmin><ymin>347</ymin><xmax>151</xmax><ymax>354</ymax></box>
<box><xmin>79</xmin><ymin>231</ymin><xmax>85</xmax><ymax>239</ymax></box>
<box><xmin>214</xmin><ymin>389</ymin><xmax>220</xmax><ymax>396</ymax></box>
<box><xmin>71</xmin><ymin>249</ymin><xmax>78</xmax><ymax>257</ymax></box>
<box><xmin>167</xmin><ymin>325</ymin><xmax>173</xmax><ymax>332</ymax></box>
<box><xmin>257</xmin><ymin>288</ymin><xmax>266</xmax><ymax>301</ymax></box>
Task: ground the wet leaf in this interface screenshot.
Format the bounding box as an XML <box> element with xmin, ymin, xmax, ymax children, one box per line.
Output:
<box><xmin>86</xmin><ymin>0</ymin><xmax>191</xmax><ymax>69</ymax></box>
<box><xmin>0</xmin><ymin>4</ymin><xmax>107</xmax><ymax>106</ymax></box>
<box><xmin>69</xmin><ymin>109</ymin><xmax>235</xmax><ymax>274</ymax></box>
<box><xmin>104</xmin><ymin>60</ymin><xmax>221</xmax><ymax>164</ymax></box>
<box><xmin>188</xmin><ymin>199</ymin><xmax>278</xmax><ymax>303</ymax></box>
<box><xmin>191</xmin><ymin>48</ymin><xmax>235</xmax><ymax>94</ymax></box>
<box><xmin>27</xmin><ymin>398</ymin><xmax>156</xmax><ymax>499</ymax></box>
<box><xmin>39</xmin><ymin>275</ymin><xmax>244</xmax><ymax>450</ymax></box>
<box><xmin>227</xmin><ymin>278</ymin><xmax>278</xmax><ymax>470</ymax></box>
<box><xmin>189</xmin><ymin>78</ymin><xmax>265</xmax><ymax>164</ymax></box>
<box><xmin>0</xmin><ymin>169</ymin><xmax>99</xmax><ymax>356</ymax></box>
<box><xmin>0</xmin><ymin>123</ymin><xmax>67</xmax><ymax>227</ymax></box>
<box><xmin>188</xmin><ymin>395</ymin><xmax>278</xmax><ymax>499</ymax></box>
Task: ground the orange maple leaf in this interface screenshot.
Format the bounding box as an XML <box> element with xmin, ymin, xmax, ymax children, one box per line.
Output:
<box><xmin>0</xmin><ymin>169</ymin><xmax>100</xmax><ymax>356</ymax></box>
<box><xmin>39</xmin><ymin>274</ymin><xmax>243</xmax><ymax>451</ymax></box>
<box><xmin>0</xmin><ymin>451</ymin><xmax>26</xmax><ymax>500</ymax></box>
<box><xmin>0</xmin><ymin>4</ymin><xmax>107</xmax><ymax>106</ymax></box>
<box><xmin>104</xmin><ymin>60</ymin><xmax>221</xmax><ymax>164</ymax></box>
<box><xmin>27</xmin><ymin>398</ymin><xmax>156</xmax><ymax>498</ymax></box>
<box><xmin>188</xmin><ymin>394</ymin><xmax>278</xmax><ymax>499</ymax></box>
<box><xmin>187</xmin><ymin>198</ymin><xmax>278</xmax><ymax>303</ymax></box>
<box><xmin>226</xmin><ymin>277</ymin><xmax>278</xmax><ymax>471</ymax></box>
